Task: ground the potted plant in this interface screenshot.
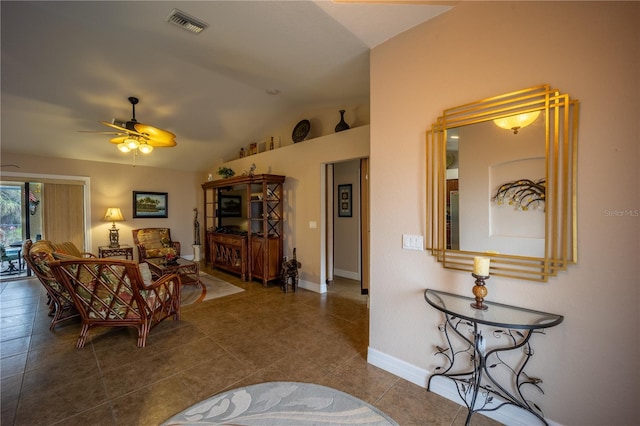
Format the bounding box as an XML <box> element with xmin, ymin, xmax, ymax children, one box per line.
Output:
<box><xmin>217</xmin><ymin>167</ymin><xmax>235</xmax><ymax>179</ymax></box>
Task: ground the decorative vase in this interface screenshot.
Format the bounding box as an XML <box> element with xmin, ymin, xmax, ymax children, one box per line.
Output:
<box><xmin>334</xmin><ymin>110</ymin><xmax>350</xmax><ymax>132</ymax></box>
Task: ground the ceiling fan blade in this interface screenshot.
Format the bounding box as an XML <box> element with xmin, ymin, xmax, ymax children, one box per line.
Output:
<box><xmin>79</xmin><ymin>130</ymin><xmax>127</xmax><ymax>136</ymax></box>
<box><xmin>100</xmin><ymin>121</ymin><xmax>146</xmax><ymax>138</ymax></box>
<box><xmin>148</xmin><ymin>138</ymin><xmax>177</xmax><ymax>148</ymax></box>
<box><xmin>134</xmin><ymin>123</ymin><xmax>176</xmax><ymax>143</ymax></box>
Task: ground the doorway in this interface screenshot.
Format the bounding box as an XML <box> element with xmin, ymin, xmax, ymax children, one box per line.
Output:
<box><xmin>324</xmin><ymin>158</ymin><xmax>369</xmax><ymax>296</ymax></box>
<box><xmin>0</xmin><ymin>181</ymin><xmax>43</xmax><ymax>279</ymax></box>
<box><xmin>0</xmin><ymin>172</ymin><xmax>91</xmax><ymax>281</ymax></box>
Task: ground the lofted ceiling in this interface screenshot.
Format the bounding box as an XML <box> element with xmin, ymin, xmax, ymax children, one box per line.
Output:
<box><xmin>1</xmin><ymin>1</ymin><xmax>451</xmax><ymax>172</ymax></box>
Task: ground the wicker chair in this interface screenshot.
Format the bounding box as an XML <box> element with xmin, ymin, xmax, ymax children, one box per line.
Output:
<box><xmin>49</xmin><ymin>258</ymin><xmax>181</xmax><ymax>348</ymax></box>
<box><xmin>22</xmin><ymin>239</ymin><xmax>82</xmax><ymax>330</ymax></box>
<box><xmin>131</xmin><ymin>228</ymin><xmax>181</xmax><ymax>262</ymax></box>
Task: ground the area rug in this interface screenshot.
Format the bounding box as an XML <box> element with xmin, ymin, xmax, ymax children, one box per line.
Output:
<box><xmin>162</xmin><ymin>381</ymin><xmax>398</xmax><ymax>425</ymax></box>
<box><xmin>181</xmin><ymin>273</ymin><xmax>244</xmax><ymax>306</ymax></box>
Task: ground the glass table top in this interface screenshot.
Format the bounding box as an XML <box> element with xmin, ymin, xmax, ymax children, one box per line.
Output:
<box><xmin>425</xmin><ymin>289</ymin><xmax>564</xmax><ymax>329</ymax></box>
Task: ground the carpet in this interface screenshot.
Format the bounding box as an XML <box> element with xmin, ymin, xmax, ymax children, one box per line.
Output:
<box><xmin>162</xmin><ymin>381</ymin><xmax>398</xmax><ymax>425</ymax></box>
<box><xmin>181</xmin><ymin>273</ymin><xmax>244</xmax><ymax>306</ymax></box>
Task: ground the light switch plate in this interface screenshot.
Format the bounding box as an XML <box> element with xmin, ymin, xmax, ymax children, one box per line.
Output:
<box><xmin>402</xmin><ymin>234</ymin><xmax>424</xmax><ymax>251</ymax></box>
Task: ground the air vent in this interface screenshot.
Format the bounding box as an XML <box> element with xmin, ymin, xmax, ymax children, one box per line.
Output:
<box><xmin>166</xmin><ymin>9</ymin><xmax>208</xmax><ymax>34</ymax></box>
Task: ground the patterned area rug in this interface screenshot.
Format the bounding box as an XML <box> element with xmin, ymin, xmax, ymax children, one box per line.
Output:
<box><xmin>181</xmin><ymin>273</ymin><xmax>244</xmax><ymax>306</ymax></box>
<box><xmin>162</xmin><ymin>381</ymin><xmax>398</xmax><ymax>425</ymax></box>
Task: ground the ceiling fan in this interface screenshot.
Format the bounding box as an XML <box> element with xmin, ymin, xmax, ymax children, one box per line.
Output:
<box><xmin>83</xmin><ymin>97</ymin><xmax>176</xmax><ymax>154</ymax></box>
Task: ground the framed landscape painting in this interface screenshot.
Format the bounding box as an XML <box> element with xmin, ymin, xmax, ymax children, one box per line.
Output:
<box><xmin>133</xmin><ymin>191</ymin><xmax>168</xmax><ymax>218</ymax></box>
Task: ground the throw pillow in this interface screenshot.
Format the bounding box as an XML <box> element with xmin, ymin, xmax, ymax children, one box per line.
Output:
<box><xmin>138</xmin><ymin>262</ymin><xmax>153</xmax><ymax>286</ymax></box>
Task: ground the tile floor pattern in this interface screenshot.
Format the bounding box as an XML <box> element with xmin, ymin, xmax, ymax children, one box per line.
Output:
<box><xmin>0</xmin><ymin>266</ymin><xmax>501</xmax><ymax>426</ymax></box>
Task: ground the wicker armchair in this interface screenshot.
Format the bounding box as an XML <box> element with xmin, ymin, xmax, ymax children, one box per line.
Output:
<box><xmin>131</xmin><ymin>228</ymin><xmax>181</xmax><ymax>262</ymax></box>
<box><xmin>49</xmin><ymin>258</ymin><xmax>181</xmax><ymax>348</ymax></box>
<box><xmin>22</xmin><ymin>239</ymin><xmax>81</xmax><ymax>330</ymax></box>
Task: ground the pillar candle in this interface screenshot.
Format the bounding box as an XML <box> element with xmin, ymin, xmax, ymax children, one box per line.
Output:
<box><xmin>473</xmin><ymin>257</ymin><xmax>490</xmax><ymax>276</ymax></box>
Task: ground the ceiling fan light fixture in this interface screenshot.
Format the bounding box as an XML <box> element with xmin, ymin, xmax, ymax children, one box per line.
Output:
<box><xmin>138</xmin><ymin>143</ymin><xmax>154</xmax><ymax>154</ymax></box>
<box><xmin>124</xmin><ymin>137</ymin><xmax>140</xmax><ymax>150</ymax></box>
<box><xmin>90</xmin><ymin>97</ymin><xmax>177</xmax><ymax>162</ymax></box>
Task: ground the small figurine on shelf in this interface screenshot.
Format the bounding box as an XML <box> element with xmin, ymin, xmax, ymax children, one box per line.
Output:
<box><xmin>243</xmin><ymin>163</ymin><xmax>257</xmax><ymax>177</ymax></box>
<box><xmin>239</xmin><ymin>148</ymin><xmax>245</xmax><ymax>158</ymax></box>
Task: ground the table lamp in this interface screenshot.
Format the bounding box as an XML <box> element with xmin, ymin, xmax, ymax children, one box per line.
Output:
<box><xmin>104</xmin><ymin>207</ymin><xmax>125</xmax><ymax>248</ymax></box>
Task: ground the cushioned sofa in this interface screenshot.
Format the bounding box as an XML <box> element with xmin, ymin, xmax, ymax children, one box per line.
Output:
<box><xmin>24</xmin><ymin>239</ymin><xmax>181</xmax><ymax>347</ymax></box>
<box><xmin>22</xmin><ymin>239</ymin><xmax>94</xmax><ymax>330</ymax></box>
<box><xmin>49</xmin><ymin>258</ymin><xmax>181</xmax><ymax>348</ymax></box>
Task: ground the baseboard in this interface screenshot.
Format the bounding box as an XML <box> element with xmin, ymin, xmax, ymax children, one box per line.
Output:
<box><xmin>333</xmin><ymin>268</ymin><xmax>360</xmax><ymax>281</ymax></box>
<box><xmin>297</xmin><ymin>278</ymin><xmax>326</xmax><ymax>294</ymax></box>
<box><xmin>367</xmin><ymin>347</ymin><xmax>561</xmax><ymax>426</ymax></box>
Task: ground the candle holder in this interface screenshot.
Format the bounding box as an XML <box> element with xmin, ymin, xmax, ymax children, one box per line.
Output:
<box><xmin>470</xmin><ymin>273</ymin><xmax>490</xmax><ymax>310</ymax></box>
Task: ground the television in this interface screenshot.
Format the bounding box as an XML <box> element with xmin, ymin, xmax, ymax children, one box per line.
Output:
<box><xmin>219</xmin><ymin>195</ymin><xmax>242</xmax><ymax>217</ymax></box>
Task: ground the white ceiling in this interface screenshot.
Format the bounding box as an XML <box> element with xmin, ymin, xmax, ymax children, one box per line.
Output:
<box><xmin>1</xmin><ymin>1</ymin><xmax>451</xmax><ymax>172</ymax></box>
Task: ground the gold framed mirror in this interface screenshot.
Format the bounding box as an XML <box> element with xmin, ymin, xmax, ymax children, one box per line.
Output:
<box><xmin>426</xmin><ymin>85</ymin><xmax>579</xmax><ymax>281</ymax></box>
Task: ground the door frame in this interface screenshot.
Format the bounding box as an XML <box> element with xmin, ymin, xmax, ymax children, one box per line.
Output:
<box><xmin>1</xmin><ymin>171</ymin><xmax>92</xmax><ymax>250</ymax></box>
<box><xmin>319</xmin><ymin>157</ymin><xmax>369</xmax><ymax>294</ymax></box>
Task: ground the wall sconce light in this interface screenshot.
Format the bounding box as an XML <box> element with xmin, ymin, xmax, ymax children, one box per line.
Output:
<box><xmin>493</xmin><ymin>110</ymin><xmax>541</xmax><ymax>134</ymax></box>
<box><xmin>103</xmin><ymin>207</ymin><xmax>125</xmax><ymax>248</ymax></box>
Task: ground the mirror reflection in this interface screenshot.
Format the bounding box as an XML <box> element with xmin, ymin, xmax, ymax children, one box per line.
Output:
<box><xmin>446</xmin><ymin>113</ymin><xmax>545</xmax><ymax>257</ymax></box>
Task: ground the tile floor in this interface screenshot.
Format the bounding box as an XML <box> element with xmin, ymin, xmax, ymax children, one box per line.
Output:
<box><xmin>0</xmin><ymin>266</ymin><xmax>500</xmax><ymax>425</ymax></box>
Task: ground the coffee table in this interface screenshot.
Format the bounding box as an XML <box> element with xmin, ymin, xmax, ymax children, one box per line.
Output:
<box><xmin>145</xmin><ymin>257</ymin><xmax>201</xmax><ymax>287</ymax></box>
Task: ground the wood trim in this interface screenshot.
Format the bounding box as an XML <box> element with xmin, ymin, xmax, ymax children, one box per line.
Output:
<box><xmin>360</xmin><ymin>158</ymin><xmax>370</xmax><ymax>294</ymax></box>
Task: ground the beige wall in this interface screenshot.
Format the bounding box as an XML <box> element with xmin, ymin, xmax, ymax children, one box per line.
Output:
<box><xmin>217</xmin><ymin>125</ymin><xmax>370</xmax><ymax>291</ymax></box>
<box><xmin>1</xmin><ymin>153</ymin><xmax>200</xmax><ymax>258</ymax></box>
<box><xmin>369</xmin><ymin>2</ymin><xmax>639</xmax><ymax>425</ymax></box>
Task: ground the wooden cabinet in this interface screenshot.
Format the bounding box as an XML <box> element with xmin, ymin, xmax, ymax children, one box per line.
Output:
<box><xmin>202</xmin><ymin>174</ymin><xmax>285</xmax><ymax>286</ymax></box>
<box><xmin>208</xmin><ymin>232</ymin><xmax>247</xmax><ymax>280</ymax></box>
<box><xmin>251</xmin><ymin>236</ymin><xmax>280</xmax><ymax>283</ymax></box>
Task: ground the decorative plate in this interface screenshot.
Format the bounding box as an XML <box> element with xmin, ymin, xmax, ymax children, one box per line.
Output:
<box><xmin>292</xmin><ymin>119</ymin><xmax>310</xmax><ymax>143</ymax></box>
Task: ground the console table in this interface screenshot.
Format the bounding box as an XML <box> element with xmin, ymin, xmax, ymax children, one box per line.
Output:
<box><xmin>424</xmin><ymin>289</ymin><xmax>563</xmax><ymax>426</ymax></box>
<box><xmin>98</xmin><ymin>245</ymin><xmax>133</xmax><ymax>260</ymax></box>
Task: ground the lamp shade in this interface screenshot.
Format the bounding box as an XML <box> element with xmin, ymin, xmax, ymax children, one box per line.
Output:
<box><xmin>104</xmin><ymin>207</ymin><xmax>125</xmax><ymax>222</ymax></box>
<box><xmin>138</xmin><ymin>142</ymin><xmax>154</xmax><ymax>154</ymax></box>
<box><xmin>124</xmin><ymin>137</ymin><xmax>140</xmax><ymax>150</ymax></box>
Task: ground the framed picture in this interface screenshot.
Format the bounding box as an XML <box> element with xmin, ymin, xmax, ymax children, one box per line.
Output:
<box><xmin>219</xmin><ymin>194</ymin><xmax>242</xmax><ymax>217</ymax></box>
<box><xmin>338</xmin><ymin>184</ymin><xmax>352</xmax><ymax>217</ymax></box>
<box><xmin>133</xmin><ymin>191</ymin><xmax>168</xmax><ymax>218</ymax></box>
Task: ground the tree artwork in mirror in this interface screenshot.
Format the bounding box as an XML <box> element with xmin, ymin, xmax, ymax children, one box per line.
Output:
<box><xmin>426</xmin><ymin>85</ymin><xmax>579</xmax><ymax>281</ymax></box>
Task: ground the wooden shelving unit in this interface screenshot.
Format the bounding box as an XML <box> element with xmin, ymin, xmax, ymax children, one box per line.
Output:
<box><xmin>202</xmin><ymin>174</ymin><xmax>285</xmax><ymax>285</ymax></box>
